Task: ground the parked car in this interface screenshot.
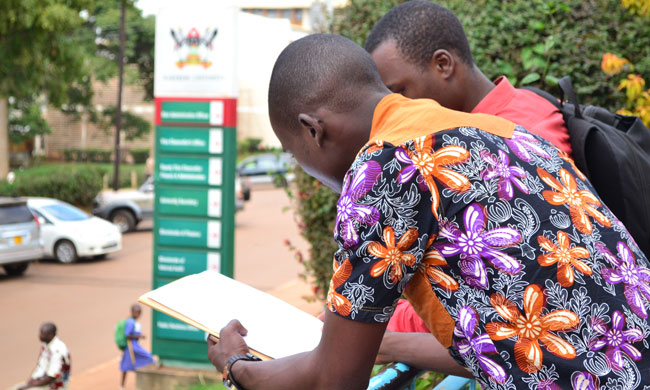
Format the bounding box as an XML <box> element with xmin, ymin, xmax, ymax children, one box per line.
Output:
<box><xmin>93</xmin><ymin>175</ymin><xmax>248</xmax><ymax>233</ymax></box>
<box><xmin>27</xmin><ymin>197</ymin><xmax>122</xmax><ymax>264</ymax></box>
<box><xmin>0</xmin><ymin>197</ymin><xmax>44</xmax><ymax>276</ymax></box>
<box><xmin>237</xmin><ymin>153</ymin><xmax>295</xmax><ymax>186</ymax></box>
<box><xmin>93</xmin><ymin>177</ymin><xmax>155</xmax><ymax>233</ymax></box>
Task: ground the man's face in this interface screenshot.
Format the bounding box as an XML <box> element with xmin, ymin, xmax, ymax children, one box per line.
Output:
<box><xmin>273</xmin><ymin>122</ymin><xmax>345</xmax><ymax>194</ymax></box>
<box><xmin>371</xmin><ymin>40</ymin><xmax>451</xmax><ymax>106</ymax></box>
<box><xmin>39</xmin><ymin>328</ymin><xmax>53</xmax><ymax>343</ymax></box>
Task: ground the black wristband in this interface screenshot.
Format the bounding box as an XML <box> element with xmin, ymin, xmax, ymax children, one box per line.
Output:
<box><xmin>222</xmin><ymin>353</ymin><xmax>262</xmax><ymax>389</ymax></box>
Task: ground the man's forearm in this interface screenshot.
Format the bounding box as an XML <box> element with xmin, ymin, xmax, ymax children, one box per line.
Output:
<box><xmin>25</xmin><ymin>376</ymin><xmax>55</xmax><ymax>388</ymax></box>
<box><xmin>379</xmin><ymin>332</ymin><xmax>471</xmax><ymax>378</ymax></box>
<box><xmin>231</xmin><ymin>349</ymin><xmax>375</xmax><ymax>390</ymax></box>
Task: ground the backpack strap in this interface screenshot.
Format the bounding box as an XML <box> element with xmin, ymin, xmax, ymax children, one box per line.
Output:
<box><xmin>558</xmin><ymin>76</ymin><xmax>583</xmax><ymax>119</ymax></box>
<box><xmin>522</xmin><ymin>78</ymin><xmax>592</xmax><ymax>178</ymax></box>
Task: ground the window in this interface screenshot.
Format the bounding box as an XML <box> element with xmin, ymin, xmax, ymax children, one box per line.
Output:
<box><xmin>243</xmin><ymin>8</ymin><xmax>304</xmax><ymax>26</ymax></box>
<box><xmin>0</xmin><ymin>204</ymin><xmax>33</xmax><ymax>225</ymax></box>
<box><xmin>293</xmin><ymin>9</ymin><xmax>303</xmax><ymax>25</ymax></box>
<box><xmin>42</xmin><ymin>203</ymin><xmax>89</xmax><ymax>222</ymax></box>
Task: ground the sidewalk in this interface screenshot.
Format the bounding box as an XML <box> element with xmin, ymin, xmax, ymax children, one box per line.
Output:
<box><xmin>59</xmin><ymin>187</ymin><xmax>322</xmax><ymax>390</ymax></box>
<box><xmin>68</xmin><ymin>277</ymin><xmax>323</xmax><ymax>390</ymax></box>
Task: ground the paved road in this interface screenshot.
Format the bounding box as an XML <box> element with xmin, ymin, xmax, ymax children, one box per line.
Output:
<box><xmin>0</xmin><ymin>187</ymin><xmax>309</xmax><ymax>390</ymax></box>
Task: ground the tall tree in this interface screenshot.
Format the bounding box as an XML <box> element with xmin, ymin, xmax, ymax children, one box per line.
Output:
<box><xmin>0</xmin><ymin>0</ymin><xmax>93</xmax><ymax>177</ymax></box>
<box><xmin>82</xmin><ymin>0</ymin><xmax>155</xmax><ymax>99</ymax></box>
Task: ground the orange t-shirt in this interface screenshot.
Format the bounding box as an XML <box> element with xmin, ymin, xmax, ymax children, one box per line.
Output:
<box><xmin>370</xmin><ymin>94</ymin><xmax>514</xmax><ymax>347</ymax></box>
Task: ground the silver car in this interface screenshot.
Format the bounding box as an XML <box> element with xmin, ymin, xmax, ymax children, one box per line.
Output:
<box><xmin>0</xmin><ymin>197</ymin><xmax>44</xmax><ymax>276</ymax></box>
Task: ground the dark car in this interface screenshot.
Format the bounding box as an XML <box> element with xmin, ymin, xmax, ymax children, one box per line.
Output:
<box><xmin>237</xmin><ymin>153</ymin><xmax>295</xmax><ymax>186</ymax></box>
<box><xmin>0</xmin><ymin>197</ymin><xmax>44</xmax><ymax>276</ymax></box>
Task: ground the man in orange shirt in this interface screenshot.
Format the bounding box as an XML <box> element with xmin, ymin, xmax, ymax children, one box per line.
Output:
<box><xmin>207</xmin><ymin>33</ymin><xmax>650</xmax><ymax>390</ymax></box>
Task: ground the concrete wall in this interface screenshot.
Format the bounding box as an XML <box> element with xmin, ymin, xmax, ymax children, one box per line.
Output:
<box><xmin>235</xmin><ymin>13</ymin><xmax>307</xmax><ymax>148</ymax></box>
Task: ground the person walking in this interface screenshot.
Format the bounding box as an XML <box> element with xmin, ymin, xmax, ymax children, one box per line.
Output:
<box><xmin>119</xmin><ymin>304</ymin><xmax>154</xmax><ymax>390</ymax></box>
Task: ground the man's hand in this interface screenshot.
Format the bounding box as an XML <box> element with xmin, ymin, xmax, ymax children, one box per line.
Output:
<box><xmin>207</xmin><ymin>319</ymin><xmax>251</xmax><ymax>372</ymax></box>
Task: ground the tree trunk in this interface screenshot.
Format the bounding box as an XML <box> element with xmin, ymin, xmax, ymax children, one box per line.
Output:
<box><xmin>0</xmin><ymin>98</ymin><xmax>9</xmax><ymax>179</ymax></box>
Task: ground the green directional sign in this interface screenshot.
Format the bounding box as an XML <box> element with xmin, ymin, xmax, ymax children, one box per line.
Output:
<box><xmin>157</xmin><ymin>187</ymin><xmax>222</xmax><ymax>218</ymax></box>
<box><xmin>157</xmin><ymin>156</ymin><xmax>222</xmax><ymax>186</ymax></box>
<box><xmin>152</xmin><ymin>97</ymin><xmax>236</xmax><ymax>365</ymax></box>
<box><xmin>158</xmin><ymin>127</ymin><xmax>224</xmax><ymax>155</ymax></box>
<box><xmin>155</xmin><ymin>312</ymin><xmax>206</xmax><ymax>342</ymax></box>
<box><xmin>160</xmin><ymin>101</ymin><xmax>225</xmax><ymax>125</ymax></box>
<box><xmin>157</xmin><ymin>218</ymin><xmax>221</xmax><ymax>249</ymax></box>
<box><xmin>155</xmin><ymin>249</ymin><xmax>221</xmax><ymax>277</ymax></box>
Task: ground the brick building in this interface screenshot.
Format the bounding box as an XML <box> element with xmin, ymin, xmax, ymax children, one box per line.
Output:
<box><xmin>37</xmin><ymin>78</ymin><xmax>155</xmax><ymax>161</ymax></box>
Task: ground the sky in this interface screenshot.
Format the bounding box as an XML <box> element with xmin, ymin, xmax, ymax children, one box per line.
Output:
<box><xmin>135</xmin><ymin>0</ymin><xmax>171</xmax><ymax>16</ymax></box>
<box><xmin>136</xmin><ymin>0</ymin><xmax>239</xmax><ymax>16</ymax></box>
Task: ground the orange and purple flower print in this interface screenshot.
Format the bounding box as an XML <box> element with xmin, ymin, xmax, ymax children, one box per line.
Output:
<box><xmin>537</xmin><ymin>371</ymin><xmax>600</xmax><ymax>390</ymax></box>
<box><xmin>597</xmin><ymin>241</ymin><xmax>650</xmax><ymax>319</ymax></box>
<box><xmin>486</xmin><ymin>284</ymin><xmax>579</xmax><ymax>373</ymax></box>
<box><xmin>394</xmin><ymin>136</ymin><xmax>470</xmax><ymax>219</ymax></box>
<box><xmin>454</xmin><ymin>306</ymin><xmax>507</xmax><ymax>383</ymax></box>
<box><xmin>434</xmin><ymin>203</ymin><xmax>522</xmax><ymax>289</ymax></box>
<box><xmin>334</xmin><ymin>161</ymin><xmax>382</xmax><ymax>249</ymax></box>
<box><xmin>480</xmin><ymin>149</ymin><xmax>529</xmax><ymax>201</ymax></box>
<box><xmin>589</xmin><ymin>310</ymin><xmax>644</xmax><ymax>371</ymax></box>
<box><xmin>504</xmin><ymin>130</ymin><xmax>551</xmax><ymax>163</ymax></box>
<box><xmin>537</xmin><ymin>167</ymin><xmax>611</xmax><ymax>235</ymax></box>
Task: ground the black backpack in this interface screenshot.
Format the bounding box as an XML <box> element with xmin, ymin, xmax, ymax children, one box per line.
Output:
<box><xmin>526</xmin><ymin>77</ymin><xmax>650</xmax><ymax>256</ymax></box>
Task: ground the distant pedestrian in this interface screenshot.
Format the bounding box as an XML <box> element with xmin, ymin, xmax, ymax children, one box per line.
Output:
<box><xmin>14</xmin><ymin>322</ymin><xmax>71</xmax><ymax>390</ymax></box>
<box><xmin>119</xmin><ymin>304</ymin><xmax>154</xmax><ymax>390</ymax></box>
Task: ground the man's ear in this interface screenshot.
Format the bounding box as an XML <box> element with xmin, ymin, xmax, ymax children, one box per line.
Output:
<box><xmin>431</xmin><ymin>49</ymin><xmax>455</xmax><ymax>80</ymax></box>
<box><xmin>298</xmin><ymin>113</ymin><xmax>325</xmax><ymax>148</ymax></box>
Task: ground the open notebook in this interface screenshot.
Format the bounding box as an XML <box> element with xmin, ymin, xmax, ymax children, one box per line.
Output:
<box><xmin>139</xmin><ymin>270</ymin><xmax>323</xmax><ymax>360</ymax></box>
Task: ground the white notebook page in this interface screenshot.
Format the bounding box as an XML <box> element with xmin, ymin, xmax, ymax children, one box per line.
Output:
<box><xmin>140</xmin><ymin>270</ymin><xmax>323</xmax><ymax>359</ymax></box>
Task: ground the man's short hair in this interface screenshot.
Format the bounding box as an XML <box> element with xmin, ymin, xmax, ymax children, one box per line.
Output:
<box><xmin>269</xmin><ymin>33</ymin><xmax>385</xmax><ymax>132</ymax></box>
<box><xmin>365</xmin><ymin>0</ymin><xmax>474</xmax><ymax>68</ymax></box>
<box><xmin>41</xmin><ymin>322</ymin><xmax>57</xmax><ymax>336</ymax></box>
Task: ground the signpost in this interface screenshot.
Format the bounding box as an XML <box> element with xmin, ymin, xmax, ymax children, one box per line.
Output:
<box><xmin>152</xmin><ymin>2</ymin><xmax>238</xmax><ymax>365</ymax></box>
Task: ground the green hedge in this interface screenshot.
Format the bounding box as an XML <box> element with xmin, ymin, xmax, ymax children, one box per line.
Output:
<box><xmin>0</xmin><ymin>163</ymin><xmax>147</xmax><ymax>208</ymax></box>
<box><xmin>63</xmin><ymin>148</ymin><xmax>112</xmax><ymax>163</ymax></box>
<box><xmin>129</xmin><ymin>147</ymin><xmax>150</xmax><ymax>164</ymax></box>
<box><xmin>444</xmin><ymin>0</ymin><xmax>650</xmax><ymax>110</ymax></box>
<box><xmin>0</xmin><ymin>165</ymin><xmax>106</xmax><ymax>207</ymax></box>
<box><xmin>333</xmin><ymin>0</ymin><xmax>650</xmax><ymax>110</ymax></box>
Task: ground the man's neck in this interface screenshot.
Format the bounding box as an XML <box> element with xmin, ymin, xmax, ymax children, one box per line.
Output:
<box><xmin>460</xmin><ymin>65</ymin><xmax>495</xmax><ymax>113</ymax></box>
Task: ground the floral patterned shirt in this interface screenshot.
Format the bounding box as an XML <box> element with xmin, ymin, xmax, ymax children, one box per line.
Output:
<box><xmin>327</xmin><ymin>94</ymin><xmax>650</xmax><ymax>390</ymax></box>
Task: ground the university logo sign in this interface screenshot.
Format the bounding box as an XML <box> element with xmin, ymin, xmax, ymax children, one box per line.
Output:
<box><xmin>155</xmin><ymin>4</ymin><xmax>237</xmax><ymax>97</ymax></box>
<box><xmin>171</xmin><ymin>27</ymin><xmax>218</xmax><ymax>69</ymax></box>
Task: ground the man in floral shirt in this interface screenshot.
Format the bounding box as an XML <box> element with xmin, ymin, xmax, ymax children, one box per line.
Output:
<box><xmin>208</xmin><ymin>34</ymin><xmax>650</xmax><ymax>390</ymax></box>
<box><xmin>16</xmin><ymin>323</ymin><xmax>70</xmax><ymax>390</ymax></box>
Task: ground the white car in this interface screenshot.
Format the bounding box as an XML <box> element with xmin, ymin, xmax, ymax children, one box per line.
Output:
<box><xmin>27</xmin><ymin>198</ymin><xmax>122</xmax><ymax>264</ymax></box>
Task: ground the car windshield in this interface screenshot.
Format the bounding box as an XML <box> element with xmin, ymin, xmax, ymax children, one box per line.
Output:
<box><xmin>41</xmin><ymin>203</ymin><xmax>90</xmax><ymax>221</ymax></box>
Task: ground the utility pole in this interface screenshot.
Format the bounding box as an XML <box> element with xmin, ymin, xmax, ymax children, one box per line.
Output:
<box><xmin>0</xmin><ymin>98</ymin><xmax>8</xmax><ymax>180</ymax></box>
<box><xmin>113</xmin><ymin>0</ymin><xmax>126</xmax><ymax>190</ymax></box>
